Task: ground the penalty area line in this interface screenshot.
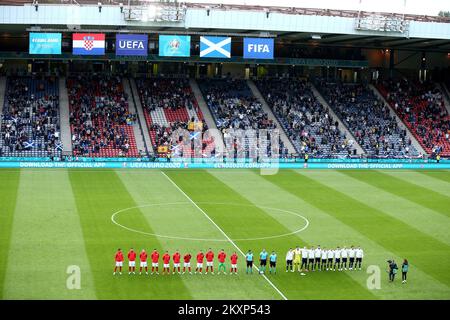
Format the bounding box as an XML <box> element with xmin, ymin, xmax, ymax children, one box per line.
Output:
<box><xmin>161</xmin><ymin>171</ymin><xmax>288</xmax><ymax>301</ymax></box>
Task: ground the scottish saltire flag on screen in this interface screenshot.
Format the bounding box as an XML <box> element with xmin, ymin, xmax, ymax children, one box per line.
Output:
<box><xmin>29</xmin><ymin>33</ymin><xmax>62</xmax><ymax>54</ymax></box>
<box><xmin>200</xmin><ymin>36</ymin><xmax>231</xmax><ymax>58</ymax></box>
<box><xmin>73</xmin><ymin>33</ymin><xmax>105</xmax><ymax>55</ymax></box>
<box><xmin>159</xmin><ymin>35</ymin><xmax>191</xmax><ymax>57</ymax></box>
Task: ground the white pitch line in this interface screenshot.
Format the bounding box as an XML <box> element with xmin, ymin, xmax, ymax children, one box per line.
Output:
<box><xmin>161</xmin><ymin>171</ymin><xmax>289</xmax><ymax>301</ymax></box>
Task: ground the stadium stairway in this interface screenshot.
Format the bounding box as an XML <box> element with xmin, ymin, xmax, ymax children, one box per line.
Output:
<box><xmin>189</xmin><ymin>78</ymin><xmax>225</xmax><ymax>154</ymax></box>
<box><xmin>0</xmin><ymin>76</ymin><xmax>5</xmax><ymax>116</ymax></box>
<box><xmin>247</xmin><ymin>80</ymin><xmax>297</xmax><ymax>155</ymax></box>
<box><xmin>370</xmin><ymin>84</ymin><xmax>427</xmax><ymax>155</ymax></box>
<box><xmin>123</xmin><ymin>78</ymin><xmax>147</xmax><ymax>155</ymax></box>
<box><xmin>310</xmin><ymin>83</ymin><xmax>365</xmax><ymax>156</ymax></box>
<box><xmin>438</xmin><ymin>83</ymin><xmax>450</xmax><ymax>115</ymax></box>
<box><xmin>129</xmin><ymin>78</ymin><xmax>154</xmax><ymax>156</ymax></box>
<box><xmin>59</xmin><ymin>77</ymin><xmax>72</xmax><ymax>154</ymax></box>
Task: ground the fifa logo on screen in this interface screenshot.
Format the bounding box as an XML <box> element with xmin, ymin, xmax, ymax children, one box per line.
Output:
<box><xmin>243</xmin><ymin>38</ymin><xmax>274</xmax><ymax>59</ymax></box>
<box><xmin>247</xmin><ymin>44</ymin><xmax>270</xmax><ymax>53</ymax></box>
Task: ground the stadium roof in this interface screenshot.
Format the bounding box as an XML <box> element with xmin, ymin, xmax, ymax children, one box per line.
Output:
<box><xmin>1</xmin><ymin>1</ymin><xmax>449</xmax><ymax>52</ymax></box>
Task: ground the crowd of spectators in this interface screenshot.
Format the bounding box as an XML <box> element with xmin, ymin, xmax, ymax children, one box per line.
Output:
<box><xmin>67</xmin><ymin>74</ymin><xmax>138</xmax><ymax>157</ymax></box>
<box><xmin>137</xmin><ymin>78</ymin><xmax>196</xmax><ymax>112</ymax></box>
<box><xmin>379</xmin><ymin>79</ymin><xmax>450</xmax><ymax>157</ymax></box>
<box><xmin>136</xmin><ymin>77</ymin><xmax>215</xmax><ymax>158</ymax></box>
<box><xmin>0</xmin><ymin>76</ymin><xmax>61</xmax><ymax>157</ymax></box>
<box><xmin>319</xmin><ymin>81</ymin><xmax>417</xmax><ymax>158</ymax></box>
<box><xmin>256</xmin><ymin>78</ymin><xmax>355</xmax><ymax>158</ymax></box>
<box><xmin>198</xmin><ymin>78</ymin><xmax>287</xmax><ymax>159</ymax></box>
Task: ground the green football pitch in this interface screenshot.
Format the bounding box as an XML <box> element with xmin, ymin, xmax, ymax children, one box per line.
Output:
<box><xmin>1</xmin><ymin>168</ymin><xmax>450</xmax><ymax>300</ymax></box>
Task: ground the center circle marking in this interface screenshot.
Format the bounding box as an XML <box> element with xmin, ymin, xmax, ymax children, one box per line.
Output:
<box><xmin>111</xmin><ymin>202</ymin><xmax>309</xmax><ymax>242</ymax></box>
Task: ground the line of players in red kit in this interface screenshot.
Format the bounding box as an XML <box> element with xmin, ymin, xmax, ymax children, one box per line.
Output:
<box><xmin>113</xmin><ymin>248</ymin><xmax>239</xmax><ymax>275</ymax></box>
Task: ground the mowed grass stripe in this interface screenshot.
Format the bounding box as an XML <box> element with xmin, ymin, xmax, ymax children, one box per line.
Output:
<box><xmin>279</xmin><ymin>170</ymin><xmax>450</xmax><ymax>289</ymax></box>
<box><xmin>384</xmin><ymin>171</ymin><xmax>450</xmax><ymax>198</ymax></box>
<box><xmin>301</xmin><ymin>171</ymin><xmax>450</xmax><ymax>246</ymax></box>
<box><xmin>213</xmin><ymin>170</ymin><xmax>450</xmax><ymax>300</ymax></box>
<box><xmin>117</xmin><ymin>170</ymin><xmax>278</xmax><ymax>300</ymax></box>
<box><xmin>418</xmin><ymin>170</ymin><xmax>450</xmax><ymax>184</ymax></box>
<box><xmin>69</xmin><ymin>170</ymin><xmax>193</xmax><ymax>299</ymax></box>
<box><xmin>117</xmin><ymin>170</ymin><xmax>230</xmax><ymax>241</ymax></box>
<box><xmin>342</xmin><ymin>171</ymin><xmax>450</xmax><ymax>218</ymax></box>
<box><xmin>163</xmin><ymin>169</ymin><xmax>289</xmax><ymax>300</ymax></box>
<box><xmin>165</xmin><ymin>170</ymin><xmax>375</xmax><ymax>299</ymax></box>
<box><xmin>3</xmin><ymin>170</ymin><xmax>96</xmax><ymax>299</ymax></box>
<box><xmin>209</xmin><ymin>170</ymin><xmax>382</xmax><ymax>299</ymax></box>
<box><xmin>0</xmin><ymin>169</ymin><xmax>20</xmax><ymax>299</ymax></box>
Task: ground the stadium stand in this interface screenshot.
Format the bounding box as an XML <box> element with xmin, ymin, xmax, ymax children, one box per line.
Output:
<box><xmin>377</xmin><ymin>80</ymin><xmax>450</xmax><ymax>157</ymax></box>
<box><xmin>255</xmin><ymin>78</ymin><xmax>356</xmax><ymax>158</ymax></box>
<box><xmin>0</xmin><ymin>76</ymin><xmax>61</xmax><ymax>157</ymax></box>
<box><xmin>197</xmin><ymin>78</ymin><xmax>286</xmax><ymax>159</ymax></box>
<box><xmin>135</xmin><ymin>77</ymin><xmax>216</xmax><ymax>158</ymax></box>
<box><xmin>318</xmin><ymin>81</ymin><xmax>418</xmax><ymax>158</ymax></box>
<box><xmin>67</xmin><ymin>74</ymin><xmax>139</xmax><ymax>157</ymax></box>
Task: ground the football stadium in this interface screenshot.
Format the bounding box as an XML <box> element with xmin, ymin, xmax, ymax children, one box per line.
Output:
<box><xmin>0</xmin><ymin>0</ymin><xmax>450</xmax><ymax>305</ymax></box>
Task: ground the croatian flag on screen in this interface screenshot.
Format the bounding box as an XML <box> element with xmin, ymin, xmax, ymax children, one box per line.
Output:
<box><xmin>72</xmin><ymin>33</ymin><xmax>105</xmax><ymax>55</ymax></box>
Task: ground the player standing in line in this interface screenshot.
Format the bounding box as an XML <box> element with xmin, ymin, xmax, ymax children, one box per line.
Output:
<box><xmin>162</xmin><ymin>251</ymin><xmax>170</xmax><ymax>275</ymax></box>
<box><xmin>348</xmin><ymin>246</ymin><xmax>356</xmax><ymax>270</ymax></box>
<box><xmin>300</xmin><ymin>246</ymin><xmax>309</xmax><ymax>272</ymax></box>
<box><xmin>217</xmin><ymin>249</ymin><xmax>227</xmax><ymax>275</ymax></box>
<box><xmin>113</xmin><ymin>248</ymin><xmax>124</xmax><ymax>275</ymax></box>
<box><xmin>269</xmin><ymin>251</ymin><xmax>277</xmax><ymax>274</ymax></box>
<box><xmin>128</xmin><ymin>248</ymin><xmax>136</xmax><ymax>275</ymax></box>
<box><xmin>334</xmin><ymin>246</ymin><xmax>341</xmax><ymax>271</ymax></box>
<box><xmin>172</xmin><ymin>250</ymin><xmax>181</xmax><ymax>274</ymax></box>
<box><xmin>355</xmin><ymin>246</ymin><xmax>364</xmax><ymax>270</ymax></box>
<box><xmin>230</xmin><ymin>251</ymin><xmax>238</xmax><ymax>275</ymax></box>
<box><xmin>205</xmin><ymin>248</ymin><xmax>215</xmax><ymax>274</ymax></box>
<box><xmin>321</xmin><ymin>247</ymin><xmax>328</xmax><ymax>271</ymax></box>
<box><xmin>308</xmin><ymin>246</ymin><xmax>315</xmax><ymax>271</ymax></box>
<box><xmin>195</xmin><ymin>250</ymin><xmax>205</xmax><ymax>274</ymax></box>
<box><xmin>259</xmin><ymin>249</ymin><xmax>268</xmax><ymax>274</ymax></box>
<box><xmin>327</xmin><ymin>248</ymin><xmax>334</xmax><ymax>271</ymax></box>
<box><xmin>246</xmin><ymin>250</ymin><xmax>254</xmax><ymax>274</ymax></box>
<box><xmin>314</xmin><ymin>245</ymin><xmax>322</xmax><ymax>271</ymax></box>
<box><xmin>293</xmin><ymin>246</ymin><xmax>302</xmax><ymax>272</ymax></box>
<box><xmin>285</xmin><ymin>248</ymin><xmax>294</xmax><ymax>272</ymax></box>
<box><xmin>139</xmin><ymin>249</ymin><xmax>148</xmax><ymax>275</ymax></box>
<box><xmin>341</xmin><ymin>246</ymin><xmax>348</xmax><ymax>270</ymax></box>
<box><xmin>151</xmin><ymin>249</ymin><xmax>160</xmax><ymax>275</ymax></box>
<box><xmin>183</xmin><ymin>252</ymin><xmax>192</xmax><ymax>274</ymax></box>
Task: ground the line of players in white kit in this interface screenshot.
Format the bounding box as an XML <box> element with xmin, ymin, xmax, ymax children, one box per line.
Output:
<box><xmin>286</xmin><ymin>245</ymin><xmax>364</xmax><ymax>274</ymax></box>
